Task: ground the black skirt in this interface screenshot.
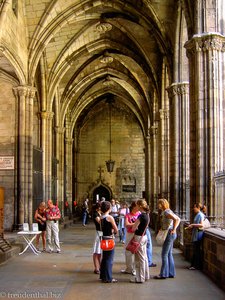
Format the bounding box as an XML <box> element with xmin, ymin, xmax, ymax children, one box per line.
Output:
<box><xmin>38</xmin><ymin>222</ymin><xmax>46</xmax><ymax>231</ymax></box>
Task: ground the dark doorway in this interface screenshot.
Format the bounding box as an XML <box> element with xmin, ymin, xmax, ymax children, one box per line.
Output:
<box><xmin>93</xmin><ymin>185</ymin><xmax>111</xmax><ymax>203</ymax></box>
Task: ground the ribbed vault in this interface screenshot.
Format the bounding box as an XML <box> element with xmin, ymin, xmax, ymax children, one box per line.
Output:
<box><xmin>26</xmin><ymin>0</ymin><xmax>178</xmax><ymax>136</ymax></box>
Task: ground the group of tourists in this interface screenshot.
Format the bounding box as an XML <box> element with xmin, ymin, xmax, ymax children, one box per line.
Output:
<box><xmin>34</xmin><ymin>196</ymin><xmax>209</xmax><ymax>283</ymax></box>
<box><xmin>34</xmin><ymin>199</ymin><xmax>61</xmax><ymax>253</ymax></box>
<box><xmin>92</xmin><ymin>197</ymin><xmax>181</xmax><ymax>283</ymax></box>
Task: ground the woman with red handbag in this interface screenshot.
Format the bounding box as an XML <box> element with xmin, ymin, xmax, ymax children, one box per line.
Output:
<box><xmin>121</xmin><ymin>200</ymin><xmax>140</xmax><ymax>276</ymax></box>
<box><xmin>99</xmin><ymin>201</ymin><xmax>118</xmax><ymax>283</ymax></box>
<box><xmin>129</xmin><ymin>199</ymin><xmax>150</xmax><ymax>283</ymax></box>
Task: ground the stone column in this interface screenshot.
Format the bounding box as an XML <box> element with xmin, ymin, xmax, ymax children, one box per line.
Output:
<box><xmin>55</xmin><ymin>126</ymin><xmax>65</xmax><ymax>215</ymax></box>
<box><xmin>167</xmin><ymin>82</ymin><xmax>190</xmax><ymax>219</ymax></box>
<box><xmin>145</xmin><ymin>135</ymin><xmax>151</xmax><ymax>206</ymax></box>
<box><xmin>65</xmin><ymin>138</ymin><xmax>73</xmax><ymax>212</ymax></box>
<box><xmin>185</xmin><ymin>33</ymin><xmax>225</xmax><ymax>222</ymax></box>
<box><xmin>159</xmin><ymin>108</ymin><xmax>169</xmax><ymax>201</ymax></box>
<box><xmin>40</xmin><ymin>111</ymin><xmax>54</xmax><ymax>201</ymax></box>
<box><xmin>13</xmin><ymin>86</ymin><xmax>27</xmax><ymax>224</ymax></box>
<box><xmin>65</xmin><ymin>111</ymin><xmax>73</xmax><ymax>213</ymax></box>
<box><xmin>13</xmin><ymin>86</ymin><xmax>36</xmax><ymax>225</ymax></box>
<box><xmin>27</xmin><ymin>87</ymin><xmax>36</xmax><ymax>224</ymax></box>
<box><xmin>150</xmin><ymin>124</ymin><xmax>159</xmax><ymax>212</ymax></box>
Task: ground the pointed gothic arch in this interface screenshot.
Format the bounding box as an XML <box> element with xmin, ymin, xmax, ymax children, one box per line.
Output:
<box><xmin>90</xmin><ymin>183</ymin><xmax>112</xmax><ymax>204</ymax></box>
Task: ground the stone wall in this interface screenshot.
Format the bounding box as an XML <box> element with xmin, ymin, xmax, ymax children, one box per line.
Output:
<box><xmin>77</xmin><ymin>104</ymin><xmax>145</xmax><ymax>204</ymax></box>
<box><xmin>182</xmin><ymin>225</ymin><xmax>225</xmax><ymax>292</ymax></box>
<box><xmin>0</xmin><ymin>75</ymin><xmax>17</xmax><ymax>230</ymax></box>
<box><xmin>203</xmin><ymin>229</ymin><xmax>225</xmax><ymax>292</ymax></box>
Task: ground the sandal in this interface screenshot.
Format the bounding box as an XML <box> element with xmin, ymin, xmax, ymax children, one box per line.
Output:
<box><xmin>188</xmin><ymin>266</ymin><xmax>196</xmax><ymax>270</ymax></box>
<box><xmin>130</xmin><ymin>278</ymin><xmax>143</xmax><ymax>283</ymax></box>
<box><xmin>103</xmin><ymin>278</ymin><xmax>118</xmax><ymax>283</ymax></box>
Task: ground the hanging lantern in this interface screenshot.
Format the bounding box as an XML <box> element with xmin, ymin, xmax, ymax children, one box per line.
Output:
<box><xmin>106</xmin><ymin>159</ymin><xmax>115</xmax><ymax>173</ymax></box>
<box><xmin>105</xmin><ymin>97</ymin><xmax>115</xmax><ymax>173</ymax></box>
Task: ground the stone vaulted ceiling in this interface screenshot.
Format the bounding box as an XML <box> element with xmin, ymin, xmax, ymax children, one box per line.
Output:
<box><xmin>26</xmin><ymin>0</ymin><xmax>179</xmax><ymax>135</ymax></box>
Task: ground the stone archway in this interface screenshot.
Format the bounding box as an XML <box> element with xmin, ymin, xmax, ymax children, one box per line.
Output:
<box><xmin>92</xmin><ymin>184</ymin><xmax>112</xmax><ymax>203</ymax></box>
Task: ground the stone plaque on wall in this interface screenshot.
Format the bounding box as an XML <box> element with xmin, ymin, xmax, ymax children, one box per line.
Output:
<box><xmin>122</xmin><ymin>185</ymin><xmax>136</xmax><ymax>192</ymax></box>
<box><xmin>0</xmin><ymin>156</ymin><xmax>14</xmax><ymax>169</ymax></box>
<box><xmin>122</xmin><ymin>176</ymin><xmax>136</xmax><ymax>192</ymax></box>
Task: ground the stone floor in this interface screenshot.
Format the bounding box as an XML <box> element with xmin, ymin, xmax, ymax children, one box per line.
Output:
<box><xmin>0</xmin><ymin>223</ymin><xmax>224</xmax><ymax>300</ymax></box>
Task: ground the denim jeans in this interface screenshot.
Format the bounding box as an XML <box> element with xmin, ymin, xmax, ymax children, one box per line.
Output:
<box><xmin>119</xmin><ymin>227</ymin><xmax>126</xmax><ymax>242</ymax></box>
<box><xmin>82</xmin><ymin>211</ymin><xmax>88</xmax><ymax>225</ymax></box>
<box><xmin>146</xmin><ymin>228</ymin><xmax>153</xmax><ymax>266</ymax></box>
<box><xmin>160</xmin><ymin>230</ymin><xmax>177</xmax><ymax>278</ymax></box>
<box><xmin>100</xmin><ymin>248</ymin><xmax>115</xmax><ymax>282</ymax></box>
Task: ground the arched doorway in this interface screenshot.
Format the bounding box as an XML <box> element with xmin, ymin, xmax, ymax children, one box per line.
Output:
<box><xmin>92</xmin><ymin>185</ymin><xmax>111</xmax><ymax>203</ymax></box>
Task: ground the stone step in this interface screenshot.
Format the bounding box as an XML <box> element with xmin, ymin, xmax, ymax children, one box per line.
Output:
<box><xmin>0</xmin><ymin>245</ymin><xmax>22</xmax><ymax>264</ymax></box>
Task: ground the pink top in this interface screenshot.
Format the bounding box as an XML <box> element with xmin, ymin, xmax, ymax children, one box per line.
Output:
<box><xmin>125</xmin><ymin>211</ymin><xmax>141</xmax><ymax>233</ymax></box>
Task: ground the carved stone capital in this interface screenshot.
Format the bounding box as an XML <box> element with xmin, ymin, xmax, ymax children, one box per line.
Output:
<box><xmin>13</xmin><ymin>86</ymin><xmax>28</xmax><ymax>98</ymax></box>
<box><xmin>166</xmin><ymin>82</ymin><xmax>189</xmax><ymax>98</ymax></box>
<box><xmin>39</xmin><ymin>111</ymin><xmax>54</xmax><ymax>120</ymax></box>
<box><xmin>185</xmin><ymin>33</ymin><xmax>225</xmax><ymax>57</ymax></box>
<box><xmin>159</xmin><ymin>109</ymin><xmax>169</xmax><ymax>120</ymax></box>
<box><xmin>55</xmin><ymin>126</ymin><xmax>65</xmax><ymax>135</ymax></box>
<box><xmin>151</xmin><ymin>125</ymin><xmax>158</xmax><ymax>136</ymax></box>
<box><xmin>65</xmin><ymin>138</ymin><xmax>74</xmax><ymax>145</ymax></box>
<box><xmin>28</xmin><ymin>87</ymin><xmax>36</xmax><ymax>99</ymax></box>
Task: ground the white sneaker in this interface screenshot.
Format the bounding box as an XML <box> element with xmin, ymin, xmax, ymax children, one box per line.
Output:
<box><xmin>121</xmin><ymin>270</ymin><xmax>132</xmax><ymax>274</ymax></box>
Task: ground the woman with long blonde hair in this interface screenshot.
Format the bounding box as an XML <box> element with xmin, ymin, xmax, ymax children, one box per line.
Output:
<box><xmin>154</xmin><ymin>198</ymin><xmax>180</xmax><ymax>279</ymax></box>
<box><xmin>34</xmin><ymin>201</ymin><xmax>46</xmax><ymax>251</ymax></box>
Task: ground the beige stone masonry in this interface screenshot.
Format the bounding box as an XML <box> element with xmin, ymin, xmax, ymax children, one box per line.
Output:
<box><xmin>167</xmin><ymin>82</ymin><xmax>190</xmax><ymax>219</ymax></box>
<box><xmin>185</xmin><ymin>33</ymin><xmax>225</xmax><ymax>221</ymax></box>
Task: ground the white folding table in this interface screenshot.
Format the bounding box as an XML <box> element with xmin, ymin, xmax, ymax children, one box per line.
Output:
<box><xmin>17</xmin><ymin>231</ymin><xmax>42</xmax><ymax>255</ymax></box>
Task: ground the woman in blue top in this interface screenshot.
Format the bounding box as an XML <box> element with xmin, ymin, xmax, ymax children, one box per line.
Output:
<box><xmin>187</xmin><ymin>202</ymin><xmax>205</xmax><ymax>270</ymax></box>
<box><xmin>154</xmin><ymin>198</ymin><xmax>180</xmax><ymax>279</ymax></box>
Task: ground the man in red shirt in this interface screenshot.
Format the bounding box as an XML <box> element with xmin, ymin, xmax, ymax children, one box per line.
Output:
<box><xmin>45</xmin><ymin>200</ymin><xmax>61</xmax><ymax>253</ymax></box>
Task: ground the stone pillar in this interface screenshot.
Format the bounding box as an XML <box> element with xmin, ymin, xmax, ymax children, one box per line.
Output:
<box><xmin>145</xmin><ymin>135</ymin><xmax>151</xmax><ymax>206</ymax></box>
<box><xmin>150</xmin><ymin>124</ymin><xmax>159</xmax><ymax>212</ymax></box>
<box><xmin>13</xmin><ymin>86</ymin><xmax>27</xmax><ymax>224</ymax></box>
<box><xmin>40</xmin><ymin>111</ymin><xmax>54</xmax><ymax>201</ymax></box>
<box><xmin>185</xmin><ymin>33</ymin><xmax>225</xmax><ymax>222</ymax></box>
<box><xmin>13</xmin><ymin>86</ymin><xmax>36</xmax><ymax>225</ymax></box>
<box><xmin>65</xmin><ymin>138</ymin><xmax>73</xmax><ymax>212</ymax></box>
<box><xmin>27</xmin><ymin>88</ymin><xmax>36</xmax><ymax>224</ymax></box>
<box><xmin>65</xmin><ymin>111</ymin><xmax>73</xmax><ymax>212</ymax></box>
<box><xmin>14</xmin><ymin>86</ymin><xmax>28</xmax><ymax>224</ymax></box>
<box><xmin>159</xmin><ymin>108</ymin><xmax>169</xmax><ymax>201</ymax></box>
<box><xmin>167</xmin><ymin>82</ymin><xmax>190</xmax><ymax>219</ymax></box>
<box><xmin>55</xmin><ymin>126</ymin><xmax>65</xmax><ymax>216</ymax></box>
